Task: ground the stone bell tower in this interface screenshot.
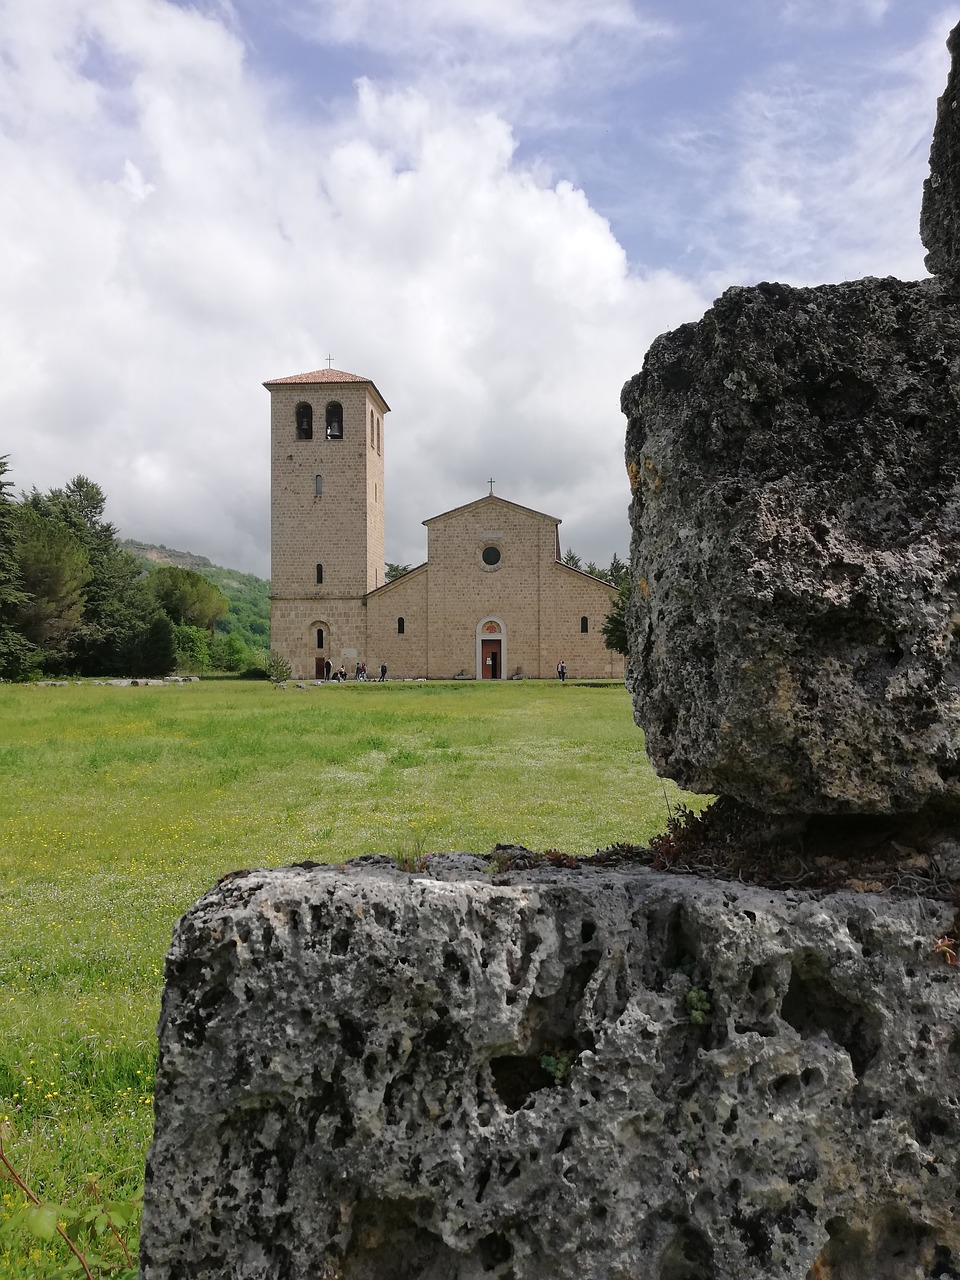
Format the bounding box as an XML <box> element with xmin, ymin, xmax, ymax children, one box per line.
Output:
<box><xmin>265</xmin><ymin>367</ymin><xmax>389</xmax><ymax>678</ymax></box>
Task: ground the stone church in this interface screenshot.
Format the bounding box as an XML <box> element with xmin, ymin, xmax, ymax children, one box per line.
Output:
<box><xmin>266</xmin><ymin>367</ymin><xmax>622</xmax><ymax>680</ymax></box>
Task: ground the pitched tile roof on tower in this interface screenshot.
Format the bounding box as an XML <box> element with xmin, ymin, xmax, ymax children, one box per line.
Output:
<box><xmin>262</xmin><ymin>368</ymin><xmax>390</xmax><ymax>410</ymax></box>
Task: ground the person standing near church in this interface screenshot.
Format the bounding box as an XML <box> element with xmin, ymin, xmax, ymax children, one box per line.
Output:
<box><xmin>557</xmin><ymin>659</ymin><xmax>566</xmax><ymax>682</ymax></box>
<box><xmin>379</xmin><ymin>662</ymin><xmax>387</xmax><ymax>682</ymax></box>
<box><xmin>324</xmin><ymin>658</ymin><xmax>332</xmax><ymax>682</ymax></box>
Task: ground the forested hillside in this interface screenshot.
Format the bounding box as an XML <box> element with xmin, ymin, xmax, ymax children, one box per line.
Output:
<box><xmin>121</xmin><ymin>541</ymin><xmax>271</xmax><ymax>652</ymax></box>
<box><xmin>0</xmin><ymin>455</ymin><xmax>272</xmax><ymax>679</ymax></box>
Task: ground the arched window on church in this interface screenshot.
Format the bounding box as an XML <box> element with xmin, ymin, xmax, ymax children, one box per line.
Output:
<box><xmin>325</xmin><ymin>402</ymin><xmax>343</xmax><ymax>439</ymax></box>
<box><xmin>295</xmin><ymin>403</ymin><xmax>313</xmax><ymax>440</ymax></box>
<box><xmin>316</xmin><ymin>628</ymin><xmax>324</xmax><ymax>648</ymax></box>
<box><xmin>315</xmin><ymin>475</ymin><xmax>323</xmax><ymax>497</ymax></box>
<box><xmin>397</xmin><ymin>617</ymin><xmax>405</xmax><ymax>635</ymax></box>
<box><xmin>316</xmin><ymin>563</ymin><xmax>323</xmax><ymax>585</ymax></box>
<box><xmin>370</xmin><ymin>409</ymin><xmax>375</xmax><ymax>447</ymax></box>
<box><xmin>376</xmin><ymin>416</ymin><xmax>381</xmax><ymax>454</ymax></box>
<box><xmin>580</xmin><ymin>616</ymin><xmax>589</xmax><ymax>633</ymax></box>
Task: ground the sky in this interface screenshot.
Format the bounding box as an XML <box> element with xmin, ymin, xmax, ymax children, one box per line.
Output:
<box><xmin>1</xmin><ymin>0</ymin><xmax>954</xmax><ymax>578</ymax></box>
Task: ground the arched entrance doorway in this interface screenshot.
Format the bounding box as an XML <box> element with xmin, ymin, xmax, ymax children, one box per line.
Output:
<box><xmin>476</xmin><ymin>618</ymin><xmax>506</xmax><ymax>680</ymax></box>
<box><xmin>311</xmin><ymin>620</ymin><xmax>330</xmax><ymax>680</ymax></box>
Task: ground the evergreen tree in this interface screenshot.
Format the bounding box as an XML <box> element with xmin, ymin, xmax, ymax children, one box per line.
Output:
<box><xmin>135</xmin><ymin>613</ymin><xmax>176</xmax><ymax>677</ymax></box>
<box><xmin>608</xmin><ymin>552</ymin><xmax>628</xmax><ymax>587</ymax></box>
<box><xmin>0</xmin><ymin>457</ymin><xmax>37</xmax><ymax>680</ymax></box>
<box><xmin>23</xmin><ymin>476</ymin><xmax>155</xmax><ymax>675</ymax></box>
<box><xmin>148</xmin><ymin>566</ymin><xmax>228</xmax><ymax>630</ymax></box>
<box><xmin>584</xmin><ymin>560</ymin><xmax>613</xmax><ymax>582</ymax></box>
<box><xmin>13</xmin><ymin>504</ymin><xmax>91</xmax><ymax>669</ymax></box>
<box><xmin>601</xmin><ymin>580</ymin><xmax>631</xmax><ymax>657</ymax></box>
<box><xmin>562</xmin><ymin>547</ymin><xmax>582</xmax><ymax>570</ymax></box>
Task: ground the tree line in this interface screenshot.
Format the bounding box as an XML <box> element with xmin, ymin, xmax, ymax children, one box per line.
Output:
<box><xmin>0</xmin><ymin>458</ymin><xmax>259</xmax><ymax>680</ymax></box>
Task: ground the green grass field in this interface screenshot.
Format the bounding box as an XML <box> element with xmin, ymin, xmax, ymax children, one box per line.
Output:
<box><xmin>0</xmin><ymin>678</ymin><xmax>704</xmax><ymax>1277</ymax></box>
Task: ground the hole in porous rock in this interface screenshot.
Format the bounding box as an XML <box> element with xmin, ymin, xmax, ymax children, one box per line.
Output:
<box><xmin>656</xmin><ymin>906</ymin><xmax>700</xmax><ymax>988</ymax></box>
<box><xmin>422</xmin><ymin>1022</ymin><xmax>451</xmax><ymax>1053</ymax></box>
<box><xmin>490</xmin><ymin>1055</ymin><xmax>556</xmax><ymax>1111</ymax></box>
<box><xmin>477</xmin><ymin>1232</ymin><xmax>513</xmax><ymax>1270</ymax></box>
<box><xmin>339</xmin><ymin>1016</ymin><xmax>365</xmax><ymax>1060</ymax></box>
<box><xmin>911</xmin><ymin>1102</ymin><xmax>952</xmax><ymax>1146</ymax></box>
<box><xmin>658</xmin><ymin>1222</ymin><xmax>716</xmax><ymax>1280</ymax></box>
<box><xmin>581</xmin><ymin>920</ymin><xmax>597</xmax><ymax>944</ymax></box>
<box><xmin>808</xmin><ymin>1209</ymin><xmax>941</xmax><ymax>1280</ymax></box>
<box><xmin>556</xmin><ymin>1127</ymin><xmax>575</xmax><ymax>1153</ymax></box>
<box><xmin>443</xmin><ymin>949</ymin><xmax>471</xmax><ymax>986</ymax></box>
<box><xmin>930</xmin><ymin>1245</ymin><xmax>960</xmax><ymax>1279</ymax></box>
<box><xmin>329</xmin><ymin>926</ymin><xmax>352</xmax><ymax>956</ymax></box>
<box><xmin>526</xmin><ymin>960</ymin><xmax>601</xmax><ymax>1044</ymax></box>
<box><xmin>780</xmin><ymin>953</ymin><xmax>881</xmax><ymax>1078</ymax></box>
<box><xmin>731</xmin><ymin>1207</ymin><xmax>773</xmax><ymax>1264</ymax></box>
<box><xmin>772</xmin><ymin>1073</ymin><xmax>802</xmax><ymax>1104</ymax></box>
<box><xmin>339</xmin><ymin>1198</ymin><xmax>463</xmax><ymax>1280</ymax></box>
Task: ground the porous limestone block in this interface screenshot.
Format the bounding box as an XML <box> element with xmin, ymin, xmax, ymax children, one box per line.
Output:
<box><xmin>622</xmin><ymin>276</ymin><xmax>960</xmax><ymax>814</ymax></box>
<box><xmin>142</xmin><ymin>858</ymin><xmax>960</xmax><ymax>1279</ymax></box>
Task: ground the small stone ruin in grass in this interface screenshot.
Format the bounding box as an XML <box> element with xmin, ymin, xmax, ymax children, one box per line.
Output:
<box><xmin>141</xmin><ymin>24</ymin><xmax>960</xmax><ymax>1280</ymax></box>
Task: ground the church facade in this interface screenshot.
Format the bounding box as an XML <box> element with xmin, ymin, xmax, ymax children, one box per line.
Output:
<box><xmin>266</xmin><ymin>367</ymin><xmax>622</xmax><ymax>680</ymax></box>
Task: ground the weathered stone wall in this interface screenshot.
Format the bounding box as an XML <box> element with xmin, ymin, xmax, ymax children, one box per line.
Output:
<box><xmin>142</xmin><ymin>858</ymin><xmax>960</xmax><ymax>1280</ymax></box>
<box><xmin>364</xmin><ymin>565</ymin><xmax>430</xmax><ymax>679</ymax></box>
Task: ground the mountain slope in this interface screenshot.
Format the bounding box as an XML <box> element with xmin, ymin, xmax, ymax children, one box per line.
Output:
<box><xmin>121</xmin><ymin>540</ymin><xmax>270</xmax><ymax>650</ymax></box>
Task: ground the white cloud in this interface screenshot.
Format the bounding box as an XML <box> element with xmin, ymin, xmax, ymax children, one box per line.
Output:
<box><xmin>291</xmin><ymin>0</ymin><xmax>659</xmax><ymax>50</ymax></box>
<box><xmin>667</xmin><ymin>11</ymin><xmax>953</xmax><ymax>288</ymax></box>
<box><xmin>280</xmin><ymin>0</ymin><xmax>677</xmax><ymax>127</ymax></box>
<box><xmin>0</xmin><ymin>0</ymin><xmax>706</xmax><ymax>577</ymax></box>
<box><xmin>777</xmin><ymin>0</ymin><xmax>890</xmax><ymax>28</ymax></box>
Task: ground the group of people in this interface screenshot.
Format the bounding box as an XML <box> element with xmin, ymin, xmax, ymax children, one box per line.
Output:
<box><xmin>322</xmin><ymin>659</ymin><xmax>387</xmax><ymax>682</ymax></box>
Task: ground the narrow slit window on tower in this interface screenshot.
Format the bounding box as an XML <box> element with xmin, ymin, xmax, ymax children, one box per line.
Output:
<box><xmin>580</xmin><ymin>616</ymin><xmax>589</xmax><ymax>633</ymax></box>
<box><xmin>295</xmin><ymin>403</ymin><xmax>313</xmax><ymax>440</ymax></box>
<box><xmin>325</xmin><ymin>401</ymin><xmax>343</xmax><ymax>439</ymax></box>
<box><xmin>316</xmin><ymin>628</ymin><xmax>324</xmax><ymax>648</ymax></box>
<box><xmin>315</xmin><ymin>474</ymin><xmax>323</xmax><ymax>497</ymax></box>
<box><xmin>376</xmin><ymin>417</ymin><xmax>381</xmax><ymax>454</ymax></box>
<box><xmin>370</xmin><ymin>409</ymin><xmax>375</xmax><ymax>447</ymax></box>
<box><xmin>316</xmin><ymin>563</ymin><xmax>323</xmax><ymax>585</ymax></box>
<box><xmin>397</xmin><ymin>617</ymin><xmax>405</xmax><ymax>635</ymax></box>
